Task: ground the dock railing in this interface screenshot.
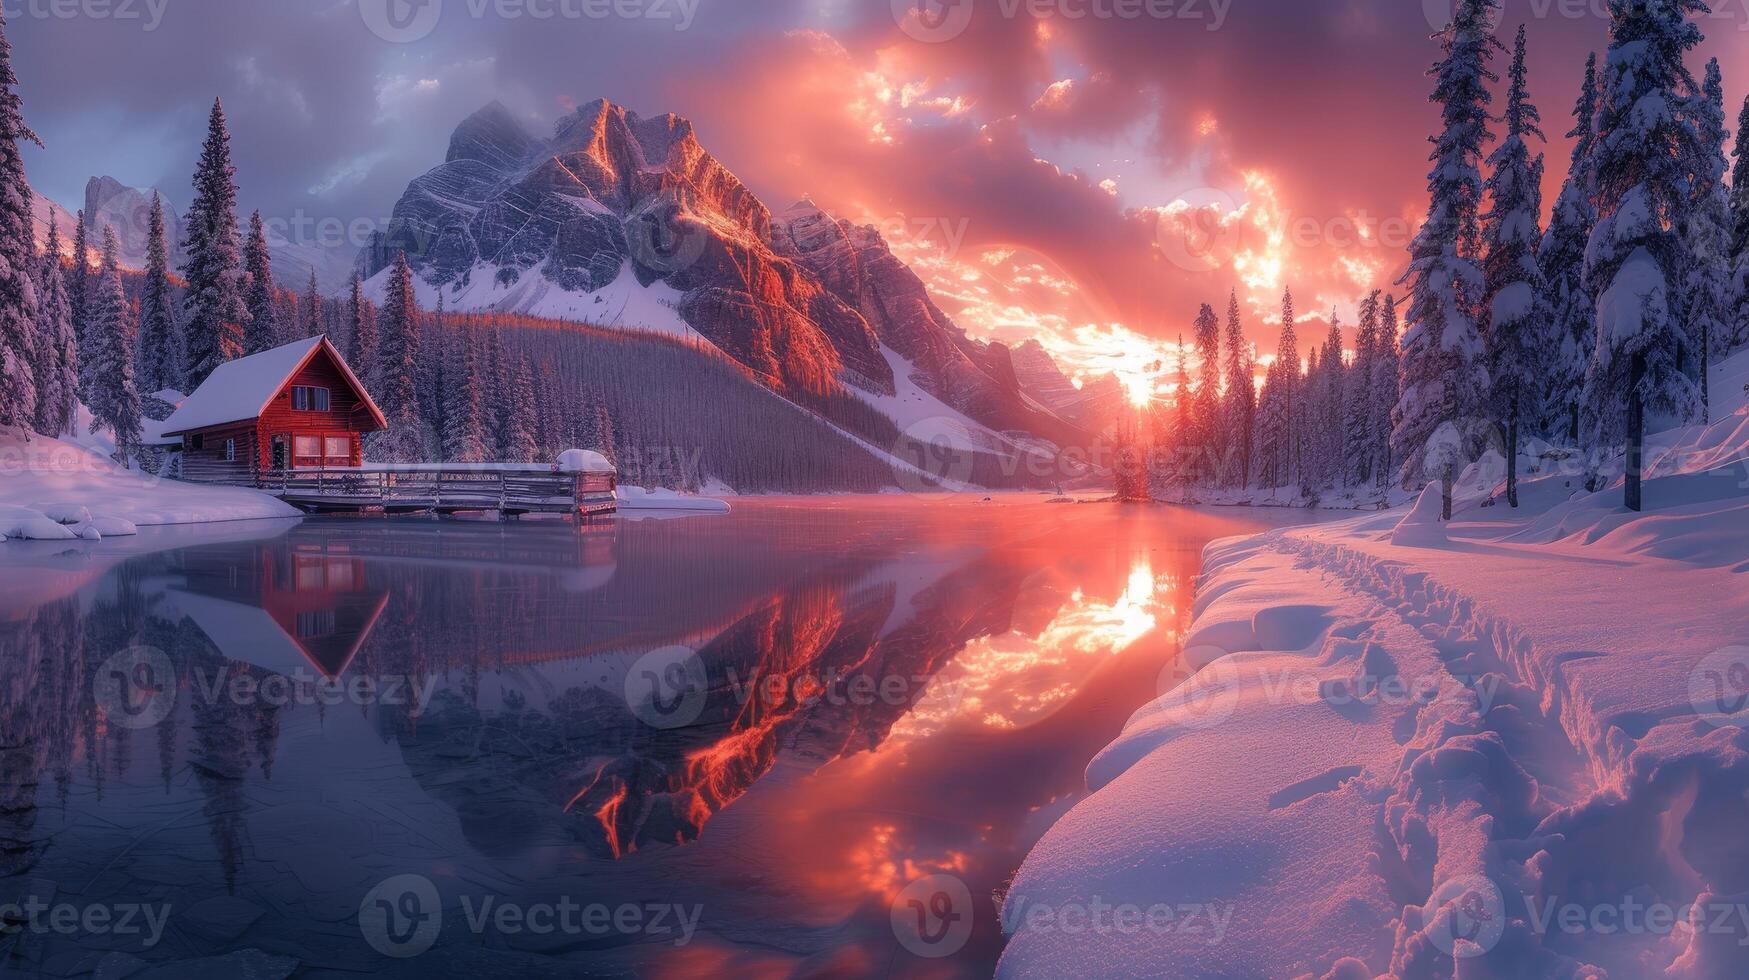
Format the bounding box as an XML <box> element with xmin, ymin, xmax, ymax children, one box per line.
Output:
<box><xmin>187</xmin><ymin>462</ymin><xmax>617</xmax><ymax>516</ymax></box>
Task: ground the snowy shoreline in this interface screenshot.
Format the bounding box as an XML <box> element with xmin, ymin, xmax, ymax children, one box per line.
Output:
<box><xmin>999</xmin><ymin>353</ymin><xmax>1749</xmax><ymax>978</ymax></box>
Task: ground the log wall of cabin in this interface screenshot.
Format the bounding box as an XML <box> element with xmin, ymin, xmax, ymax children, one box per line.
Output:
<box><xmin>179</xmin><ymin>423</ymin><xmax>259</xmax><ymax>484</ymax></box>
<box><xmin>256</xmin><ymin>350</ymin><xmax>372</xmax><ymax>470</ymax></box>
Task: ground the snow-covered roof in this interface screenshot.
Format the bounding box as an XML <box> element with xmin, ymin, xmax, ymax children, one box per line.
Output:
<box><xmin>557</xmin><ymin>449</ymin><xmax>617</xmax><ymax>475</ymax></box>
<box><xmin>161</xmin><ymin>336</ymin><xmax>388</xmax><ymax>437</ymax></box>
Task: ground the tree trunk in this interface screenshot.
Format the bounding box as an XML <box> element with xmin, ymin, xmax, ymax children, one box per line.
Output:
<box><xmin>1506</xmin><ymin>405</ymin><xmax>1519</xmax><ymax>509</ymax></box>
<box><xmin>1567</xmin><ymin>403</ymin><xmax>1578</xmax><ymax>447</ymax></box>
<box><xmin>1441</xmin><ymin>466</ymin><xmax>1453</xmax><ymax>522</ymax></box>
<box><xmin>1626</xmin><ymin>352</ymin><xmax>1644</xmax><ymax>513</ymax></box>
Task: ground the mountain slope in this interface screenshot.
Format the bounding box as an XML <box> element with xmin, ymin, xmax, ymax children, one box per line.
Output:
<box><xmin>364</xmin><ymin>99</ymin><xmax>1080</xmax><ymax>448</ymax></box>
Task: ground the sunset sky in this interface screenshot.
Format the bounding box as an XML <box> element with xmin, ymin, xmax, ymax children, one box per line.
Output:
<box><xmin>16</xmin><ymin>0</ymin><xmax>1749</xmax><ymax>399</ymax></box>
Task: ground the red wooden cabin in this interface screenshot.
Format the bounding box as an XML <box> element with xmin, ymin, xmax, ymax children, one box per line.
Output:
<box><xmin>162</xmin><ymin>336</ymin><xmax>388</xmax><ymax>484</ymax></box>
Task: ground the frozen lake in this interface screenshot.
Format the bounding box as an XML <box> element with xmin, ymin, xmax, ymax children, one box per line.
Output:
<box><xmin>0</xmin><ymin>497</ymin><xmax>1316</xmax><ymax>977</ymax></box>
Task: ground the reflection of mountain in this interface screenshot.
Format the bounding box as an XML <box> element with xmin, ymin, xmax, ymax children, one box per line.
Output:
<box><xmin>387</xmin><ymin>538</ymin><xmax>1049</xmax><ymax>860</ymax></box>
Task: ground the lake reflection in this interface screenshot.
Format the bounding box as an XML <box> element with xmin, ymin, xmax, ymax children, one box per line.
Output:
<box><xmin>0</xmin><ymin>498</ymin><xmax>1310</xmax><ymax>978</ymax></box>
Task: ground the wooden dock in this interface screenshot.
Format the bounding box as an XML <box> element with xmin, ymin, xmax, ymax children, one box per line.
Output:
<box><xmin>184</xmin><ymin>463</ymin><xmax>618</xmax><ymax>518</ymax></box>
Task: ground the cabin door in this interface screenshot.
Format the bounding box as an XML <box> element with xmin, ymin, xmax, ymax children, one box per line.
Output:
<box><xmin>271</xmin><ymin>435</ymin><xmax>288</xmax><ymax>472</ymax></box>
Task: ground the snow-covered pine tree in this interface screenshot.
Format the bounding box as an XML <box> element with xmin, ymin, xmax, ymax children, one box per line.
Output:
<box><xmin>1481</xmin><ymin>24</ymin><xmax>1548</xmax><ymax>508</ymax></box>
<box><xmin>1373</xmin><ymin>295</ymin><xmax>1402</xmax><ymax>489</ymax></box>
<box><xmin>69</xmin><ymin>211</ymin><xmax>90</xmax><ymax>384</ymax></box>
<box><xmin>301</xmin><ymin>270</ymin><xmax>321</xmax><ymax>342</ymax></box>
<box><xmin>1583</xmin><ymin>0</ymin><xmax>1709</xmax><ymax>512</ymax></box>
<box><xmin>504</xmin><ymin>354</ymin><xmax>540</xmax><ymax>462</ymax></box>
<box><xmin>1345</xmin><ymin>292</ymin><xmax>1381</xmax><ymax>488</ymax></box>
<box><xmin>242</xmin><ymin>211</ymin><xmax>277</xmax><ymax>353</ymax></box>
<box><xmin>1684</xmin><ymin>58</ymin><xmax>1731</xmax><ymax>421</ymax></box>
<box><xmin>1320</xmin><ymin>313</ymin><xmax>1346</xmax><ymax>490</ymax></box>
<box><xmin>1222</xmin><ymin>291</ymin><xmax>1255</xmax><ymax>488</ymax></box>
<box><xmin>33</xmin><ymin>216</ymin><xmax>76</xmax><ymax>435</ymax></box>
<box><xmin>419</xmin><ymin>293</ymin><xmax>446</xmax><ymax>433</ymax></box>
<box><xmin>137</xmin><ymin>193</ymin><xmax>181</xmax><ymax>395</ymax></box>
<box><xmin>181</xmin><ymin>99</ymin><xmax>250</xmax><ymax>386</ymax></box>
<box><xmin>0</xmin><ymin>7</ymin><xmax>40</xmax><ymax>432</ymax></box>
<box><xmin>86</xmin><ymin>228</ymin><xmax>141</xmax><ymax>461</ymax></box>
<box><xmin>485</xmin><ymin>327</ymin><xmax>511</xmax><ymax>456</ymax></box>
<box><xmin>1392</xmin><ymin>0</ymin><xmax>1500</xmax><ymax>513</ymax></box>
<box><xmin>347</xmin><ymin>273</ymin><xmax>376</xmax><ymax>381</ymax></box>
<box><xmin>586</xmin><ymin>393</ymin><xmax>616</xmax><ymax>464</ymax></box>
<box><xmin>1730</xmin><ymin>94</ymin><xmax>1749</xmax><ymax>357</ymax></box>
<box><xmin>1541</xmin><ymin>52</ymin><xmax>1601</xmax><ymax>444</ymax></box>
<box><xmin>535</xmin><ymin>363</ymin><xmax>563</xmax><ymax>457</ymax></box>
<box><xmin>440</xmin><ymin>326</ymin><xmax>488</xmax><ymax>463</ymax></box>
<box><xmin>1192</xmin><ymin>302</ymin><xmax>1221</xmax><ymax>483</ymax></box>
<box><xmin>1258</xmin><ymin>289</ymin><xmax>1299</xmax><ymax>488</ymax></box>
<box><xmin>373</xmin><ymin>251</ymin><xmax>422</xmax><ymax>422</ymax></box>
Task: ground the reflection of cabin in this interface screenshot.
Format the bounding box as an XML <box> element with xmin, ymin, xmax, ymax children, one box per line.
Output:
<box><xmin>161</xmin><ymin>336</ymin><xmax>387</xmax><ymax>484</ymax></box>
<box><xmin>172</xmin><ymin>541</ymin><xmax>391</xmax><ymax>679</ymax></box>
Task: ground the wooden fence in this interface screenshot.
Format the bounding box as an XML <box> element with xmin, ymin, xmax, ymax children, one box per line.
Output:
<box><xmin>181</xmin><ymin>464</ymin><xmax>617</xmax><ymax>517</ymax></box>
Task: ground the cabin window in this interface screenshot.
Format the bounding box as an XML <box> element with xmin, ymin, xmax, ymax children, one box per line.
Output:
<box><xmin>189</xmin><ymin>434</ymin><xmax>204</xmax><ymax>451</ymax></box>
<box><xmin>296</xmin><ymin>610</ymin><xmax>337</xmax><ymax>640</ymax></box>
<box><xmin>224</xmin><ymin>438</ymin><xmax>236</xmax><ymax>462</ymax></box>
<box><xmin>325</xmin><ymin>436</ymin><xmax>351</xmax><ymax>465</ymax></box>
<box><xmin>292</xmin><ymin>386</ymin><xmax>331</xmax><ymax>412</ymax></box>
<box><xmin>293</xmin><ymin>435</ymin><xmax>323</xmax><ymax>468</ymax></box>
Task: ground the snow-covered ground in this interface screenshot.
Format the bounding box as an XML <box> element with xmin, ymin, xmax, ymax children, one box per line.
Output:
<box><xmin>366</xmin><ymin>258</ymin><xmax>699</xmax><ymax>340</ymax></box>
<box><xmin>0</xmin><ymin>429</ymin><xmax>298</xmax><ymax>540</ymax></box>
<box><xmin>1001</xmin><ymin>350</ymin><xmax>1749</xmax><ymax>978</ymax></box>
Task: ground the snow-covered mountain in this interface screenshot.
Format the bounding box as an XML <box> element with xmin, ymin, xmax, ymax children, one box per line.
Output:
<box><xmin>82</xmin><ymin>176</ymin><xmax>183</xmax><ymax>269</ymax></box>
<box><xmin>1010</xmin><ymin>339</ymin><xmax>1127</xmax><ymax>433</ymax></box>
<box><xmin>363</xmin><ymin>99</ymin><xmax>1079</xmax><ymax>445</ymax></box>
<box><xmin>28</xmin><ymin>183</ymin><xmax>75</xmax><ymax>256</ymax></box>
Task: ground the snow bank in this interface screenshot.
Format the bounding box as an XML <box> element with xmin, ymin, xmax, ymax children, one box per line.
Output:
<box><xmin>615</xmin><ymin>486</ymin><xmax>730</xmax><ymax>513</ymax></box>
<box><xmin>1004</xmin><ymin>348</ymin><xmax>1749</xmax><ymax>978</ymax></box>
<box><xmin>0</xmin><ymin>430</ymin><xmax>299</xmax><ymax>535</ymax></box>
<box><xmin>556</xmin><ymin>449</ymin><xmax>616</xmax><ymax>475</ymax></box>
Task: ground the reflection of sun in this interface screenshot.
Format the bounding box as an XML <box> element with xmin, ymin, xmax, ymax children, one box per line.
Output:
<box><xmin>891</xmin><ymin>560</ymin><xmax>1177</xmax><ymax>739</ymax></box>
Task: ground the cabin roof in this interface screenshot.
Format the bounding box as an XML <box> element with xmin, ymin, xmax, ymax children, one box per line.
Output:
<box><xmin>161</xmin><ymin>336</ymin><xmax>388</xmax><ymax>437</ymax></box>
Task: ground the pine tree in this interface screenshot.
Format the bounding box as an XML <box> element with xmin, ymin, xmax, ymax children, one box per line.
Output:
<box><xmin>69</xmin><ymin>211</ymin><xmax>90</xmax><ymax>388</ymax></box>
<box><xmin>1320</xmin><ymin>313</ymin><xmax>1346</xmax><ymax>490</ymax></box>
<box><xmin>348</xmin><ymin>273</ymin><xmax>376</xmax><ymax>381</ymax></box>
<box><xmin>181</xmin><ymin>98</ymin><xmax>250</xmax><ymax>386</ymax></box>
<box><xmin>1685</xmin><ymin>58</ymin><xmax>1731</xmax><ymax>421</ymax></box>
<box><xmin>1221</xmin><ymin>291</ymin><xmax>1254</xmax><ymax>488</ymax></box>
<box><xmin>137</xmin><ymin>193</ymin><xmax>181</xmax><ymax>395</ymax></box>
<box><xmin>504</xmin><ymin>354</ymin><xmax>540</xmax><ymax>461</ymax></box>
<box><xmin>441</xmin><ymin>327</ymin><xmax>488</xmax><ymax>463</ymax></box>
<box><xmin>0</xmin><ymin>8</ymin><xmax>40</xmax><ymax>431</ymax></box>
<box><xmin>1345</xmin><ymin>292</ymin><xmax>1382</xmax><ymax>488</ymax></box>
<box><xmin>1192</xmin><ymin>303</ymin><xmax>1221</xmax><ymax>483</ymax></box>
<box><xmin>86</xmin><ymin>228</ymin><xmax>141</xmax><ymax>461</ymax></box>
<box><xmin>1583</xmin><ymin>0</ymin><xmax>1709</xmax><ymax>512</ymax></box>
<box><xmin>242</xmin><ymin>210</ymin><xmax>278</xmax><ymax>353</ymax></box>
<box><xmin>1258</xmin><ymin>290</ymin><xmax>1299</xmax><ymax>488</ymax></box>
<box><xmin>1542</xmin><ymin>52</ymin><xmax>1601</xmax><ymax>444</ymax></box>
<box><xmin>1393</xmin><ymin>0</ymin><xmax>1500</xmax><ymax>512</ymax></box>
<box><xmin>1372</xmin><ymin>295</ymin><xmax>1402</xmax><ymax>489</ymax></box>
<box><xmin>33</xmin><ymin>216</ymin><xmax>76</xmax><ymax>436</ymax></box>
<box><xmin>1481</xmin><ymin>25</ymin><xmax>1548</xmax><ymax>508</ymax></box>
<box><xmin>300</xmin><ymin>270</ymin><xmax>321</xmax><ymax>341</ymax></box>
<box><xmin>374</xmin><ymin>251</ymin><xmax>421</xmax><ymax>422</ymax></box>
<box><xmin>585</xmin><ymin>393</ymin><xmax>617</xmax><ymax>464</ymax></box>
<box><xmin>485</xmin><ymin>327</ymin><xmax>511</xmax><ymax>455</ymax></box>
<box><xmin>1729</xmin><ymin>93</ymin><xmax>1749</xmax><ymax>357</ymax></box>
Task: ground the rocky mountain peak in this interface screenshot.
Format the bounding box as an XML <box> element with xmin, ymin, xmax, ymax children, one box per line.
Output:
<box><xmin>446</xmin><ymin>100</ymin><xmax>537</xmax><ymax>169</ymax></box>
